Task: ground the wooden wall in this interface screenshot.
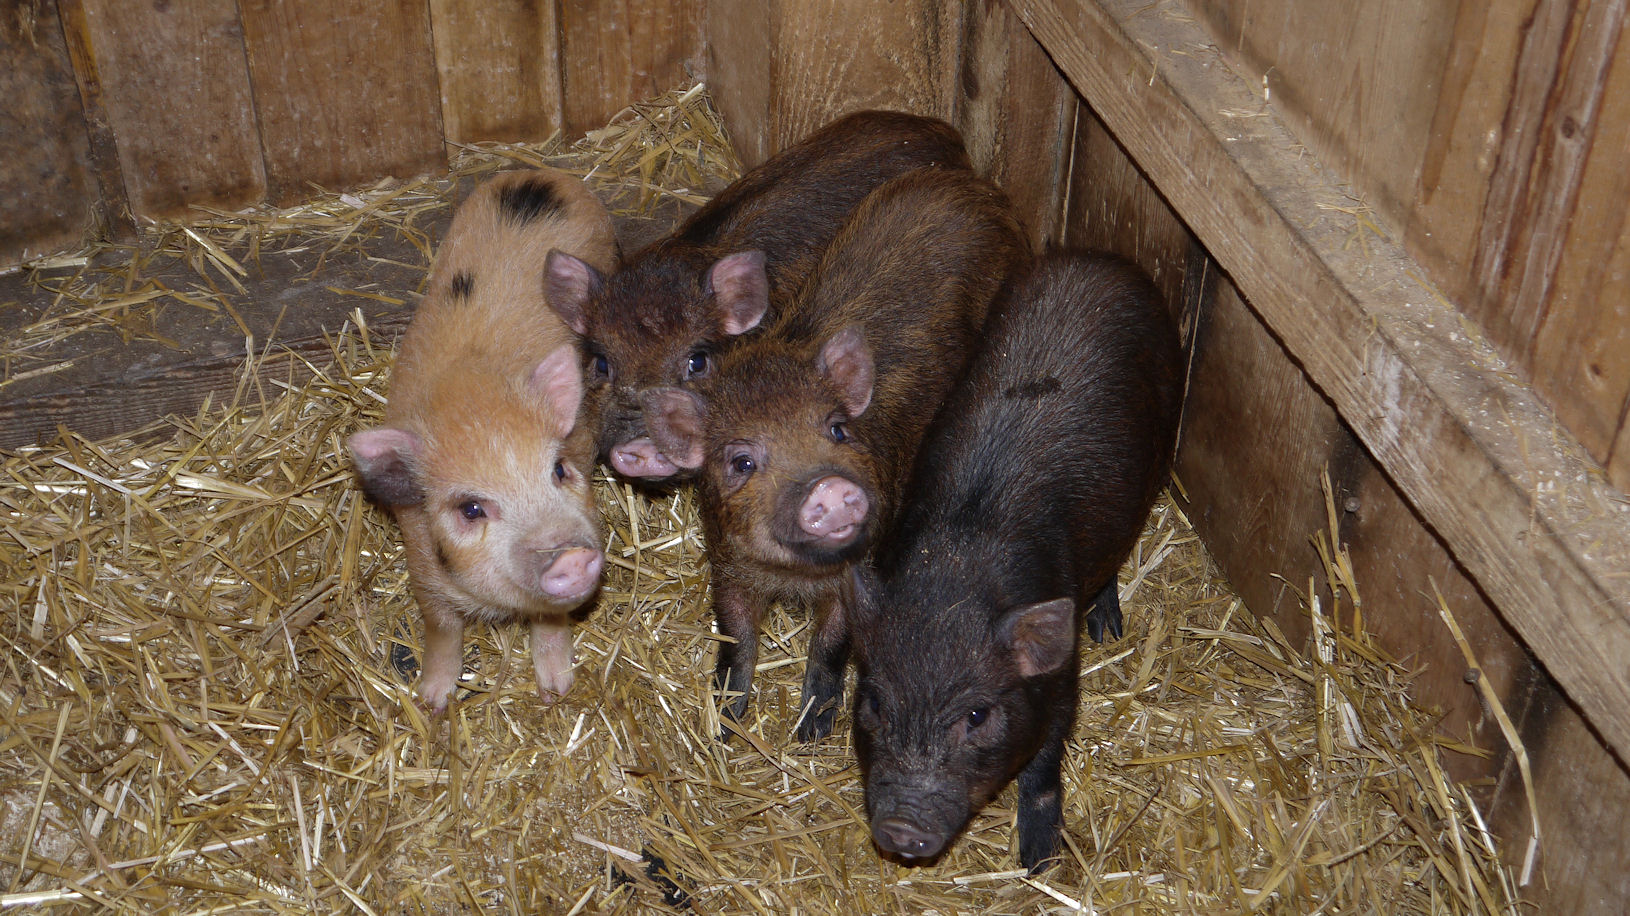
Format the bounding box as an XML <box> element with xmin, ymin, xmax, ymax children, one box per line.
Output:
<box><xmin>1189</xmin><ymin>0</ymin><xmax>1630</xmax><ymax>495</ymax></box>
<box><xmin>4</xmin><ymin>0</ymin><xmax>1629</xmax><ymax>908</ymax></box>
<box><xmin>0</xmin><ymin>0</ymin><xmax>705</xmax><ymax>268</ymax></box>
<box><xmin>704</xmin><ymin>0</ymin><xmax>1629</xmax><ymax>911</ymax></box>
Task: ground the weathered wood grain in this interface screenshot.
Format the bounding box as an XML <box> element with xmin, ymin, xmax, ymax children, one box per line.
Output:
<box><xmin>1065</xmin><ymin>104</ymin><xmax>1191</xmax><ymax>308</ymax></box>
<box><xmin>703</xmin><ymin>0</ymin><xmax>773</xmax><ymax>166</ymax></box>
<box><xmin>0</xmin><ymin>0</ymin><xmax>102</xmax><ymax>267</ymax></box>
<box><xmin>238</xmin><ymin>0</ymin><xmax>444</xmax><ymax>204</ymax></box>
<box><xmin>1012</xmin><ymin>0</ymin><xmax>1630</xmax><ymax>763</ymax></box>
<box><xmin>561</xmin><ymin>0</ymin><xmax>704</xmax><ymax>133</ymax></box>
<box><xmin>1529</xmin><ymin>14</ymin><xmax>1630</xmax><ymax>491</ymax></box>
<box><xmin>428</xmin><ymin>0</ymin><xmax>563</xmax><ymax>144</ymax></box>
<box><xmin>73</xmin><ymin>0</ymin><xmax>264</xmax><ymax>219</ymax></box>
<box><xmin>957</xmin><ymin>0</ymin><xmax>1073</xmax><ymax>246</ymax></box>
<box><xmin>770</xmin><ymin>0</ymin><xmax>961</xmax><ymax>149</ymax></box>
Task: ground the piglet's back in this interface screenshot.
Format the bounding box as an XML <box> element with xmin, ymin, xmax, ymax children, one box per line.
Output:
<box><xmin>389</xmin><ymin>169</ymin><xmax>618</xmax><ymax>424</ymax></box>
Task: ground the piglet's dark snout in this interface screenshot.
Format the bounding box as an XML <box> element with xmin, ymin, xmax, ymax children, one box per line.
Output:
<box><xmin>798</xmin><ymin>475</ymin><xmax>869</xmax><ymax>545</ymax></box>
<box><xmin>872</xmin><ymin>816</ymin><xmax>945</xmax><ymax>861</ymax></box>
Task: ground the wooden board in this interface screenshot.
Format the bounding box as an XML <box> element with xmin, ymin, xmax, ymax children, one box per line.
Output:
<box><xmin>1012</xmin><ymin>0</ymin><xmax>1630</xmax><ymax>763</ymax></box>
<box><xmin>769</xmin><ymin>0</ymin><xmax>961</xmax><ymax>149</ymax></box>
<box><xmin>1530</xmin><ymin>24</ymin><xmax>1630</xmax><ymax>492</ymax></box>
<box><xmin>0</xmin><ymin>0</ymin><xmax>102</xmax><ymax>267</ymax></box>
<box><xmin>1491</xmin><ymin>687</ymin><xmax>1630</xmax><ymax>912</ymax></box>
<box><xmin>956</xmin><ymin>0</ymin><xmax>1074</xmax><ymax>247</ymax></box>
<box><xmin>428</xmin><ymin>0</ymin><xmax>563</xmax><ymax>145</ymax></box>
<box><xmin>703</xmin><ymin>0</ymin><xmax>773</xmax><ymax>167</ymax></box>
<box><xmin>73</xmin><ymin>0</ymin><xmax>265</xmax><ymax>219</ymax></box>
<box><xmin>1065</xmin><ymin>104</ymin><xmax>1192</xmax><ymax>308</ymax></box>
<box><xmin>560</xmin><ymin>0</ymin><xmax>704</xmax><ymax>134</ymax></box>
<box><xmin>1186</xmin><ymin>1</ymin><xmax>1461</xmax><ymax>256</ymax></box>
<box><xmin>238</xmin><ymin>0</ymin><xmax>444</xmax><ymax>204</ymax></box>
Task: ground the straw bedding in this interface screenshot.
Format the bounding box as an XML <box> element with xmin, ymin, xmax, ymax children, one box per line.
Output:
<box><xmin>1</xmin><ymin>87</ymin><xmax>1523</xmax><ymax>913</ymax></box>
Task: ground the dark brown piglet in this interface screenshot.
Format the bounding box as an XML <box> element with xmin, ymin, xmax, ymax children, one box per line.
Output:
<box><xmin>642</xmin><ymin>168</ymin><xmax>1029</xmax><ymax>742</ymax></box>
<box><xmin>544</xmin><ymin>110</ymin><xmax>970</xmax><ymax>485</ymax></box>
<box><xmin>348</xmin><ymin>168</ymin><xmax>617</xmax><ymax>712</ymax></box>
<box><xmin>849</xmin><ymin>252</ymin><xmax>1183</xmax><ymax>871</ymax></box>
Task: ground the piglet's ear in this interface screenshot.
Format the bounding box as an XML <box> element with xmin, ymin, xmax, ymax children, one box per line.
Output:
<box><xmin>640</xmin><ymin>387</ymin><xmax>708</xmax><ymax>471</ymax></box>
<box><xmin>530</xmin><ymin>344</ymin><xmax>585</xmax><ymax>439</ymax></box>
<box><xmin>707</xmin><ymin>250</ymin><xmax>770</xmax><ymax>336</ymax></box>
<box><xmin>996</xmin><ymin>598</ymin><xmax>1076</xmax><ymax>678</ymax></box>
<box><xmin>348</xmin><ymin>428</ymin><xmax>425</xmax><ymax>507</ymax></box>
<box><xmin>817</xmin><ymin>326</ymin><xmax>875</xmax><ymax>417</ymax></box>
<box><xmin>544</xmin><ymin>250</ymin><xmax>602</xmax><ymax>335</ymax></box>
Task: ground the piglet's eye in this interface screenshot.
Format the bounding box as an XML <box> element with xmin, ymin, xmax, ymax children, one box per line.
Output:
<box><xmin>553</xmin><ymin>460</ymin><xmax>568</xmax><ymax>482</ymax></box>
<box><xmin>685</xmin><ymin>350</ymin><xmax>710</xmax><ymax>379</ymax></box>
<box><xmin>829</xmin><ymin>422</ymin><xmax>849</xmax><ymax>443</ymax></box>
<box><xmin>459</xmin><ymin>500</ymin><xmax>486</xmax><ymax>521</ymax></box>
<box><xmin>730</xmin><ymin>454</ymin><xmax>756</xmax><ymax>476</ymax></box>
<box><xmin>591</xmin><ymin>353</ymin><xmax>610</xmax><ymax>378</ymax></box>
<box><xmin>966</xmin><ymin>708</ymin><xmax>989</xmax><ymax>729</ymax></box>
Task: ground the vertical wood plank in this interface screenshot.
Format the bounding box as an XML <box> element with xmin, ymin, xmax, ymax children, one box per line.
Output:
<box><xmin>1490</xmin><ymin>687</ymin><xmax>1630</xmax><ymax>912</ymax></box>
<box><xmin>1469</xmin><ymin>0</ymin><xmax>1624</xmax><ymax>359</ymax></box>
<box><xmin>72</xmin><ymin>0</ymin><xmax>264</xmax><ymax>219</ymax></box>
<box><xmin>1064</xmin><ymin>104</ymin><xmax>1191</xmax><ymax>308</ymax></box>
<box><xmin>239</xmin><ymin>0</ymin><xmax>444</xmax><ymax>204</ymax></box>
<box><xmin>704</xmin><ymin>0</ymin><xmax>772</xmax><ymax>166</ymax></box>
<box><xmin>1528</xmin><ymin>18</ymin><xmax>1630</xmax><ymax>489</ymax></box>
<box><xmin>0</xmin><ymin>0</ymin><xmax>103</xmax><ymax>265</ymax></box>
<box><xmin>560</xmin><ymin>0</ymin><xmax>704</xmax><ymax>134</ymax></box>
<box><xmin>770</xmin><ymin>0</ymin><xmax>961</xmax><ymax>150</ymax></box>
<box><xmin>957</xmin><ymin>0</ymin><xmax>1073</xmax><ymax>247</ymax></box>
<box><xmin>428</xmin><ymin>0</ymin><xmax>563</xmax><ymax>145</ymax></box>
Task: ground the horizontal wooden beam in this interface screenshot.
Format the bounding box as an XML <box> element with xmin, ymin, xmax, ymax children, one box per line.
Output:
<box><xmin>1012</xmin><ymin>0</ymin><xmax>1630</xmax><ymax>761</ymax></box>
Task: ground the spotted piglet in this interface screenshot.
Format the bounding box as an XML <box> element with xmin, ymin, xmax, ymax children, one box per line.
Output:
<box><xmin>349</xmin><ymin>169</ymin><xmax>617</xmax><ymax>712</ymax></box>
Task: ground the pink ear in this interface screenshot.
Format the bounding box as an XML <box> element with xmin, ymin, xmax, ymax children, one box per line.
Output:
<box><xmin>544</xmin><ymin>250</ymin><xmax>601</xmax><ymax>335</ymax></box>
<box><xmin>708</xmin><ymin>251</ymin><xmax>770</xmax><ymax>336</ymax></box>
<box><xmin>816</xmin><ymin>326</ymin><xmax>875</xmax><ymax>417</ymax></box>
<box><xmin>997</xmin><ymin>598</ymin><xmax>1077</xmax><ymax>678</ymax></box>
<box><xmin>530</xmin><ymin>344</ymin><xmax>585</xmax><ymax>438</ymax></box>
<box><xmin>348</xmin><ymin>427</ymin><xmax>424</xmax><ymax>506</ymax></box>
<box><xmin>639</xmin><ymin>388</ymin><xmax>708</xmax><ymax>470</ymax></box>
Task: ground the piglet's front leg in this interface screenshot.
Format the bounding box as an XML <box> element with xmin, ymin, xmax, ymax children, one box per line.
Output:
<box><xmin>795</xmin><ymin>590</ymin><xmax>849</xmax><ymax>742</ymax></box>
<box><xmin>712</xmin><ymin>576</ymin><xmax>768</xmax><ymax>739</ymax></box>
<box><xmin>418</xmin><ymin>605</ymin><xmax>465</xmax><ymax>714</ymax></box>
<box><xmin>530</xmin><ymin>617</ymin><xmax>575</xmax><ymax>702</ymax></box>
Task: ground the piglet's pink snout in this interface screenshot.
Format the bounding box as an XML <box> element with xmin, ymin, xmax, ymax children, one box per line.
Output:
<box><xmin>539</xmin><ymin>546</ymin><xmax>605</xmax><ymax>600</ymax></box>
<box><xmin>610</xmin><ymin>437</ymin><xmax>679</xmax><ymax>478</ymax></box>
<box><xmin>799</xmin><ymin>476</ymin><xmax>869</xmax><ymax>544</ymax></box>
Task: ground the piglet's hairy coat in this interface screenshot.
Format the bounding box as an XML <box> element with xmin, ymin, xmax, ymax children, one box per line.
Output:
<box><xmin>544</xmin><ymin>110</ymin><xmax>971</xmax><ymax>486</ymax></box>
<box><xmin>349</xmin><ymin>169</ymin><xmax>617</xmax><ymax>713</ymax></box>
<box><xmin>851</xmin><ymin>252</ymin><xmax>1183</xmax><ymax>872</ymax></box>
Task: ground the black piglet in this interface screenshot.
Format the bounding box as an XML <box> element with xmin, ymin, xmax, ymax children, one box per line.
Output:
<box><xmin>848</xmin><ymin>251</ymin><xmax>1183</xmax><ymax>872</ymax></box>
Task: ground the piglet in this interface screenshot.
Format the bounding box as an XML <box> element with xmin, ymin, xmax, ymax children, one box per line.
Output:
<box><xmin>544</xmin><ymin>110</ymin><xmax>971</xmax><ymax>485</ymax></box>
<box><xmin>642</xmin><ymin>168</ymin><xmax>1029</xmax><ymax>741</ymax></box>
<box><xmin>849</xmin><ymin>251</ymin><xmax>1183</xmax><ymax>872</ymax></box>
<box><xmin>348</xmin><ymin>168</ymin><xmax>618</xmax><ymax>712</ymax></box>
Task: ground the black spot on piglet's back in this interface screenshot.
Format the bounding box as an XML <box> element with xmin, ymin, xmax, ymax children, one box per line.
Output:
<box><xmin>498</xmin><ymin>178</ymin><xmax>565</xmax><ymax>225</ymax></box>
<box><xmin>1003</xmin><ymin>377</ymin><xmax>1062</xmax><ymax>400</ymax></box>
<box><xmin>450</xmin><ymin>271</ymin><xmax>474</xmax><ymax>299</ymax></box>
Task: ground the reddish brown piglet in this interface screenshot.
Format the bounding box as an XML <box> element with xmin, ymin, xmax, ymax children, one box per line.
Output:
<box><xmin>348</xmin><ymin>169</ymin><xmax>617</xmax><ymax>712</ymax></box>
<box><xmin>642</xmin><ymin>168</ymin><xmax>1030</xmax><ymax>741</ymax></box>
<box><xmin>544</xmin><ymin>110</ymin><xmax>971</xmax><ymax>485</ymax></box>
